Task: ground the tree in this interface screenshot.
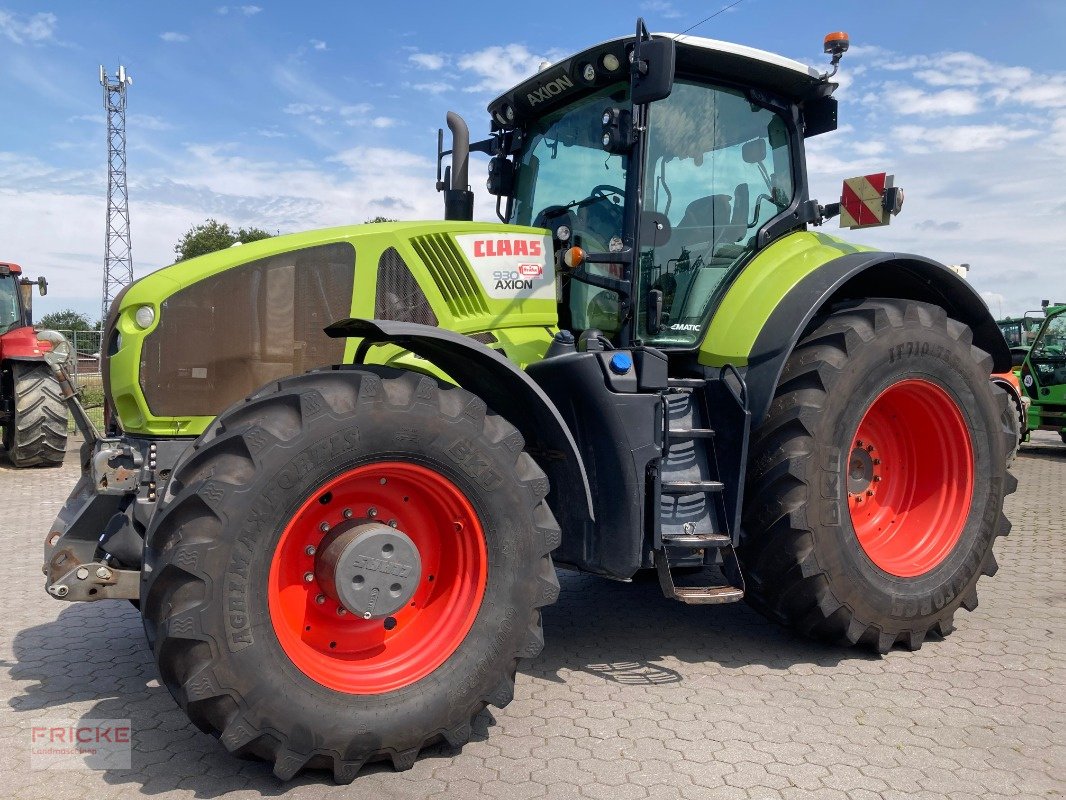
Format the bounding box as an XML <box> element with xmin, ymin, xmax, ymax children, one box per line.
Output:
<box><xmin>39</xmin><ymin>309</ymin><xmax>96</xmax><ymax>332</ymax></box>
<box><xmin>174</xmin><ymin>219</ymin><xmax>274</xmax><ymax>262</ymax></box>
<box><xmin>363</xmin><ymin>216</ymin><xmax>397</xmax><ymax>224</ymax></box>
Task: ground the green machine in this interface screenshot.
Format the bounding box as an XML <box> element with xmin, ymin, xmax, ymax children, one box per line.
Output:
<box><xmin>41</xmin><ymin>23</ymin><xmax>1015</xmax><ymax>781</ymax></box>
<box><xmin>1020</xmin><ymin>303</ymin><xmax>1066</xmax><ymax>441</ymax></box>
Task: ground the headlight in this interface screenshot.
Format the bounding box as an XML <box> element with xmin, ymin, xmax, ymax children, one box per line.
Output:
<box><xmin>134</xmin><ymin>305</ymin><xmax>155</xmax><ymax>329</ymax></box>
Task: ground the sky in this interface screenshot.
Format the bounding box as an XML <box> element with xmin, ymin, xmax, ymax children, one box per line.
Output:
<box><xmin>1</xmin><ymin>0</ymin><xmax>1064</xmax><ymax>323</ymax></box>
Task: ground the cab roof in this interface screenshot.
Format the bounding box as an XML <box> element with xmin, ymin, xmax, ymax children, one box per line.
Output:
<box><xmin>488</xmin><ymin>32</ymin><xmax>830</xmax><ymax>127</ymax></box>
<box><xmin>0</xmin><ymin>262</ymin><xmax>22</xmax><ymax>275</ymax></box>
<box><xmin>667</xmin><ymin>33</ymin><xmax>826</xmax><ymax>100</ymax></box>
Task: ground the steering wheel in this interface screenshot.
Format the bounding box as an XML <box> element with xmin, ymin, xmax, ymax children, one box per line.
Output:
<box><xmin>589</xmin><ymin>184</ymin><xmax>625</xmax><ymax>202</ymax></box>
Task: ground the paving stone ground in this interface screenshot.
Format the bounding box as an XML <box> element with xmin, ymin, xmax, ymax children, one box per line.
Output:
<box><xmin>0</xmin><ymin>433</ymin><xmax>1063</xmax><ymax>799</ymax></box>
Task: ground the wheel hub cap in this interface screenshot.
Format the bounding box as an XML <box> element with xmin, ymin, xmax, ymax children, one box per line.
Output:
<box><xmin>847</xmin><ymin>444</ymin><xmax>877</xmax><ymax>495</ymax></box>
<box><xmin>315</xmin><ymin>523</ymin><xmax>422</xmax><ymax>619</ymax></box>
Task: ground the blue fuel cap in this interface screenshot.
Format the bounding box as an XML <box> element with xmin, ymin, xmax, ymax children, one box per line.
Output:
<box><xmin>609</xmin><ymin>352</ymin><xmax>633</xmax><ymax>375</ymax></box>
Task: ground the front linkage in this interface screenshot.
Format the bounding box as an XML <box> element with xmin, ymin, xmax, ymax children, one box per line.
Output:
<box><xmin>42</xmin><ymin>347</ymin><xmax>184</xmax><ymax>602</ymax></box>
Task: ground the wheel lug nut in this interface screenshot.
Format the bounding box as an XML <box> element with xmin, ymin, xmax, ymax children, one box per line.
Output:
<box><xmin>315</xmin><ymin>594</ymin><xmax>326</xmax><ymax>604</ymax></box>
<box><xmin>319</xmin><ymin>522</ymin><xmax>329</xmax><ymax>532</ymax></box>
<box><xmin>362</xmin><ymin>611</ymin><xmax>372</xmax><ymax>620</ymax></box>
<box><xmin>305</xmin><ymin>545</ymin><xmax>316</xmax><ymax>556</ymax></box>
<box><xmin>303</xmin><ymin>572</ymin><xmax>314</xmax><ymax>583</ymax></box>
<box><xmin>866</xmin><ymin>444</ymin><xmax>874</xmax><ymax>452</ymax></box>
<box><xmin>873</xmin><ymin>458</ymin><xmax>881</xmax><ymax>465</ymax></box>
<box><xmin>343</xmin><ymin>508</ymin><xmax>353</xmax><ymax>519</ymax></box>
<box><xmin>368</xmin><ymin>507</ymin><xmax>378</xmax><ymax>518</ymax></box>
<box><xmin>388</xmin><ymin>519</ymin><xmax>398</xmax><ymax>528</ymax></box>
<box><xmin>337</xmin><ymin>607</ymin><xmax>347</xmax><ymax>616</ymax></box>
<box><xmin>856</xmin><ymin>440</ymin><xmax>864</xmax><ymax>448</ymax></box>
<box><xmin>873</xmin><ymin>476</ymin><xmax>882</xmax><ymax>482</ymax></box>
<box><xmin>866</xmin><ymin>490</ymin><xmax>874</xmax><ymax>496</ymax></box>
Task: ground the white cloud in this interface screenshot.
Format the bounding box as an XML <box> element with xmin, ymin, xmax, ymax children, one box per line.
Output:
<box><xmin>893</xmin><ymin>123</ymin><xmax>1038</xmax><ymax>154</ymax></box>
<box><xmin>217</xmin><ymin>4</ymin><xmax>261</xmax><ymax>14</ymax></box>
<box><xmin>882</xmin><ymin>84</ymin><xmax>981</xmax><ymax>116</ymax></box>
<box><xmin>283</xmin><ymin>102</ymin><xmax>330</xmax><ymax>115</ymax></box>
<box><xmin>256</xmin><ymin>128</ymin><xmax>286</xmax><ymax>138</ymax></box>
<box><xmin>409</xmin><ymin>52</ymin><xmax>445</xmax><ymax>70</ymax></box>
<box><xmin>0</xmin><ymin>9</ymin><xmax>57</xmax><ymax>44</ymax></box>
<box><xmin>159</xmin><ymin>31</ymin><xmax>189</xmax><ymax>43</ymax></box>
<box><xmin>310</xmin><ymin>39</ymin><xmax>327</xmax><ymax>51</ymax></box>
<box><xmin>409</xmin><ymin>81</ymin><xmax>453</xmax><ymax>94</ymax></box>
<box><xmin>339</xmin><ymin>103</ymin><xmax>373</xmax><ymax>117</ymax></box>
<box><xmin>645</xmin><ymin>1</ymin><xmax>684</xmax><ymax>19</ymax></box>
<box><xmin>370</xmin><ymin>117</ymin><xmax>399</xmax><ymax>129</ymax></box>
<box><xmin>457</xmin><ymin>44</ymin><xmax>564</xmax><ymax>93</ymax></box>
<box><xmin>128</xmin><ymin>114</ymin><xmax>173</xmax><ymax>132</ymax></box>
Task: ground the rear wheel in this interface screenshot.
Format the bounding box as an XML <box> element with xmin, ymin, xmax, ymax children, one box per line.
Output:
<box><xmin>2</xmin><ymin>361</ymin><xmax>67</xmax><ymax>467</ymax></box>
<box><xmin>141</xmin><ymin>366</ymin><xmax>560</xmax><ymax>781</ymax></box>
<box><xmin>740</xmin><ymin>299</ymin><xmax>1015</xmax><ymax>652</ymax></box>
<box><xmin>995</xmin><ymin>382</ymin><xmax>1024</xmax><ymax>464</ymax></box>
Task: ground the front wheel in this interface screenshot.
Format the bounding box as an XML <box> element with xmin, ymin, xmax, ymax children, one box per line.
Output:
<box><xmin>141</xmin><ymin>367</ymin><xmax>560</xmax><ymax>781</ymax></box>
<box><xmin>3</xmin><ymin>361</ymin><xmax>68</xmax><ymax>467</ymax></box>
<box><xmin>740</xmin><ymin>299</ymin><xmax>1015</xmax><ymax>652</ymax></box>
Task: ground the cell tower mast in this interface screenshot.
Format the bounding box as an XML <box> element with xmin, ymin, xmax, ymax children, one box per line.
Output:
<box><xmin>100</xmin><ymin>65</ymin><xmax>134</xmax><ymax>323</ymax></box>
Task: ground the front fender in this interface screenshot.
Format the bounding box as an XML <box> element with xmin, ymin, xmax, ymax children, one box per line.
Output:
<box><xmin>0</xmin><ymin>325</ymin><xmax>49</xmax><ymax>361</ymax></box>
<box><xmin>326</xmin><ymin>318</ymin><xmax>595</xmax><ymax>529</ymax></box>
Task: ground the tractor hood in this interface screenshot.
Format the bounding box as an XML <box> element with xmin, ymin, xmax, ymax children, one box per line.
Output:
<box><xmin>105</xmin><ymin>221</ymin><xmax>557</xmax><ymax>436</ymax></box>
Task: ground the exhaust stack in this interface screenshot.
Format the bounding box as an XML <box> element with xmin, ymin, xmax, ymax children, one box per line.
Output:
<box><xmin>439</xmin><ymin>112</ymin><xmax>475</xmax><ymax>221</ymax></box>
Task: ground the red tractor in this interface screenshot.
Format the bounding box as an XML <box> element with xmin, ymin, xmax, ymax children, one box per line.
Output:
<box><xmin>0</xmin><ymin>262</ymin><xmax>68</xmax><ymax>467</ymax></box>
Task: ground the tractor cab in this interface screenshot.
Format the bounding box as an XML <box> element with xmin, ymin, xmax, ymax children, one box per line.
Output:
<box><xmin>442</xmin><ymin>22</ymin><xmax>842</xmax><ymax>349</ymax></box>
<box><xmin>0</xmin><ymin>262</ymin><xmax>47</xmax><ymax>331</ymax></box>
<box><xmin>1020</xmin><ymin>303</ymin><xmax>1066</xmax><ymax>439</ymax></box>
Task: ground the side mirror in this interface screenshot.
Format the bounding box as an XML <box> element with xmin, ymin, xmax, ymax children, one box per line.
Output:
<box><xmin>37</xmin><ymin>276</ymin><xmax>48</xmax><ymax>296</ymax></box>
<box><xmin>742</xmin><ymin>139</ymin><xmax>767</xmax><ymax>164</ymax></box>
<box><xmin>631</xmin><ymin>36</ymin><xmax>675</xmax><ymax>105</ymax></box>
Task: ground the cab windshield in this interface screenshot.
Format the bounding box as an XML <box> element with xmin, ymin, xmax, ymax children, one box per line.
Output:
<box><xmin>637</xmin><ymin>80</ymin><xmax>795</xmax><ymax>346</ymax></box>
<box><xmin>510</xmin><ymin>83</ymin><xmax>630</xmax><ymax>336</ymax></box>
<box><xmin>1030</xmin><ymin>313</ymin><xmax>1066</xmax><ymax>386</ymax></box>
<box><xmin>0</xmin><ymin>276</ymin><xmax>21</xmax><ymax>334</ymax></box>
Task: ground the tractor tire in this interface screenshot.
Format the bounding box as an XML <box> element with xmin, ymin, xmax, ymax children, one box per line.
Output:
<box><xmin>2</xmin><ymin>361</ymin><xmax>68</xmax><ymax>468</ymax></box>
<box><xmin>1000</xmin><ymin>386</ymin><xmax>1024</xmax><ymax>465</ymax></box>
<box><xmin>740</xmin><ymin>299</ymin><xmax>1015</xmax><ymax>653</ymax></box>
<box><xmin>141</xmin><ymin>366</ymin><xmax>560</xmax><ymax>782</ymax></box>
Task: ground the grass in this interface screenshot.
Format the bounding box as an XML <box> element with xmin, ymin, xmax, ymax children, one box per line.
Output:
<box><xmin>68</xmin><ymin>372</ymin><xmax>106</xmax><ymax>433</ymax></box>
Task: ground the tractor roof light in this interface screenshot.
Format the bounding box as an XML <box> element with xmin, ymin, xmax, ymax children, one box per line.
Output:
<box><xmin>823</xmin><ymin>31</ymin><xmax>850</xmax><ymax>79</ymax></box>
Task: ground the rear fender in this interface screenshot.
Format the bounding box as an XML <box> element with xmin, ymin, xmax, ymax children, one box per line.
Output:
<box><xmin>326</xmin><ymin>318</ymin><xmax>595</xmax><ymax>531</ymax></box>
<box><xmin>726</xmin><ymin>252</ymin><xmax>1010</xmax><ymax>426</ymax></box>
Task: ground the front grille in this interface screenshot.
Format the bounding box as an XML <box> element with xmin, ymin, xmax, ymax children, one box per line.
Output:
<box><xmin>410</xmin><ymin>233</ymin><xmax>489</xmax><ymax>319</ymax></box>
<box><xmin>139</xmin><ymin>242</ymin><xmax>354</xmax><ymax>418</ymax></box>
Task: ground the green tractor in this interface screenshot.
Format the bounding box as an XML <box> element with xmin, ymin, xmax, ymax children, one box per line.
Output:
<box><xmin>43</xmin><ymin>23</ymin><xmax>1015</xmax><ymax>781</ymax></box>
<box><xmin>1019</xmin><ymin>303</ymin><xmax>1066</xmax><ymax>442</ymax></box>
<box><xmin>1000</xmin><ymin>302</ymin><xmax>1064</xmax><ymax>367</ymax></box>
